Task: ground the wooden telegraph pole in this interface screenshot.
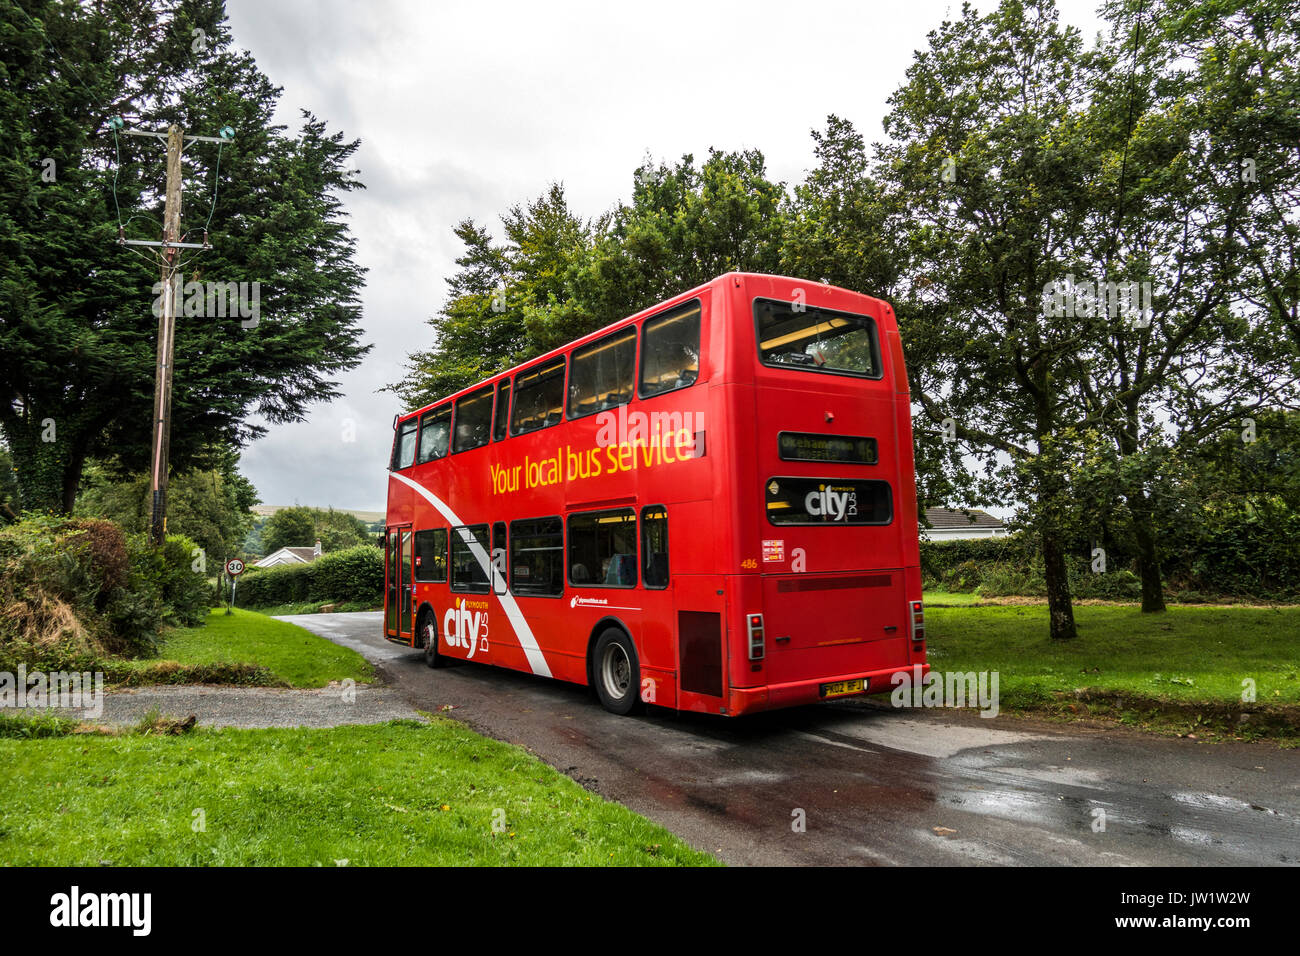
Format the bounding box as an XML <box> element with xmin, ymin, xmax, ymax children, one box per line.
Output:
<box><xmin>149</xmin><ymin>124</ymin><xmax>184</xmax><ymax>545</ymax></box>
<box><xmin>114</xmin><ymin>119</ymin><xmax>233</xmax><ymax>545</ymax></box>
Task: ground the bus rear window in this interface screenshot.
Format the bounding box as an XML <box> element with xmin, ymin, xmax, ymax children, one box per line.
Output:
<box><xmin>764</xmin><ymin>477</ymin><xmax>893</xmax><ymax>525</ymax></box>
<box><xmin>755</xmin><ymin>299</ymin><xmax>882</xmax><ymax>378</ymax></box>
<box><xmin>511</xmin><ymin>357</ymin><xmax>565</xmax><ymax>435</ymax></box>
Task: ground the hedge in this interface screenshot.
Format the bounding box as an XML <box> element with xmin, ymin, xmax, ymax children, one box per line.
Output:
<box><xmin>921</xmin><ymin>521</ymin><xmax>1300</xmax><ymax>601</ymax></box>
<box><xmin>235</xmin><ymin>545</ymin><xmax>383</xmax><ymax>608</ymax></box>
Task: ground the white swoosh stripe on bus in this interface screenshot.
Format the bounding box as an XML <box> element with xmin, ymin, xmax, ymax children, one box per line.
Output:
<box><xmin>389</xmin><ymin>472</ymin><xmax>553</xmax><ymax>678</ymax></box>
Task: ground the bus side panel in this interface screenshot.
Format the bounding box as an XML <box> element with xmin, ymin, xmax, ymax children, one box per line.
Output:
<box><xmin>636</xmin><ymin>585</ymin><xmax>678</xmax><ymax>709</ymax></box>
<box><xmin>673</xmin><ymin>572</ymin><xmax>727</xmax><ymax>715</ymax></box>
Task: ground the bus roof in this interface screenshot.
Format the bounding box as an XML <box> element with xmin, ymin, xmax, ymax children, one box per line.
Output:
<box><xmin>396</xmin><ymin>272</ymin><xmax>890</xmax><ymax>424</ymax></box>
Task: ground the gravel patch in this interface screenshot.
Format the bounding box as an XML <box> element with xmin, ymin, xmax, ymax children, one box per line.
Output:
<box><xmin>9</xmin><ymin>681</ymin><xmax>419</xmax><ymax>729</ymax></box>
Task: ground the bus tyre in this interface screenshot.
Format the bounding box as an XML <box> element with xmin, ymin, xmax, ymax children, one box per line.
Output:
<box><xmin>420</xmin><ymin>612</ymin><xmax>443</xmax><ymax>669</ymax></box>
<box><xmin>593</xmin><ymin>628</ymin><xmax>641</xmax><ymax>716</ymax></box>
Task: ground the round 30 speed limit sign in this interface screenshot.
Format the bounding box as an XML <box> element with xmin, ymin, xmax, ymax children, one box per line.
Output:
<box><xmin>225</xmin><ymin>558</ymin><xmax>245</xmax><ymax>577</ymax></box>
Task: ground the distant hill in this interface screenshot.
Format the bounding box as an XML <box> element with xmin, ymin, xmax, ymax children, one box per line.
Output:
<box><xmin>251</xmin><ymin>505</ymin><xmax>385</xmax><ymax>523</ymax></box>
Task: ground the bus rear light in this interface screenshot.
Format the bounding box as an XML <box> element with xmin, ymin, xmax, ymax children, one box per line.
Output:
<box><xmin>909</xmin><ymin>600</ymin><xmax>925</xmax><ymax>644</ymax></box>
<box><xmin>747</xmin><ymin>613</ymin><xmax>765</xmax><ymax>660</ymax></box>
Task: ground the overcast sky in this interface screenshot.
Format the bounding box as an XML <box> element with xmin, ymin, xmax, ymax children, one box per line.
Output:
<box><xmin>226</xmin><ymin>0</ymin><xmax>1108</xmax><ymax>513</ymax></box>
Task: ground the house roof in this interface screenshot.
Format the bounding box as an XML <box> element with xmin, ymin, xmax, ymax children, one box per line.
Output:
<box><xmin>923</xmin><ymin>507</ymin><xmax>1006</xmax><ymax>530</ymax></box>
<box><xmin>253</xmin><ymin>545</ymin><xmax>319</xmax><ymax>567</ymax></box>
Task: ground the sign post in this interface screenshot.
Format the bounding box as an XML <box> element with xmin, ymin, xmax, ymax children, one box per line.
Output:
<box><xmin>224</xmin><ymin>558</ymin><xmax>245</xmax><ymax>615</ymax></box>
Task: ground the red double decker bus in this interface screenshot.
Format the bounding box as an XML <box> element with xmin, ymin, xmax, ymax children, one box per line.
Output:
<box><xmin>383</xmin><ymin>272</ymin><xmax>926</xmax><ymax>716</ymax></box>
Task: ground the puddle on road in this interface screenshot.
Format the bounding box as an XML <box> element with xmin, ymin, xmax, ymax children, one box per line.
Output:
<box><xmin>815</xmin><ymin>714</ymin><xmax>1053</xmax><ymax>759</ymax></box>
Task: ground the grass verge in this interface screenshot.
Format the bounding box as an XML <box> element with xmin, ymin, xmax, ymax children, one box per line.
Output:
<box><xmin>0</xmin><ymin>716</ymin><xmax>717</xmax><ymax>866</ymax></box>
<box><xmin>143</xmin><ymin>608</ymin><xmax>373</xmax><ymax>689</ymax></box>
<box><xmin>925</xmin><ymin>603</ymin><xmax>1300</xmax><ymax>743</ymax></box>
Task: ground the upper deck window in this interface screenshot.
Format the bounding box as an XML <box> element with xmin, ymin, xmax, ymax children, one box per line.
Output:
<box><xmin>755</xmin><ymin>298</ymin><xmax>882</xmax><ymax>379</ymax></box>
<box><xmin>453</xmin><ymin>384</ymin><xmax>494</xmax><ymax>453</ymax></box>
<box><xmin>392</xmin><ymin>417</ymin><xmax>418</xmax><ymax>470</ymax></box>
<box><xmin>492</xmin><ymin>379</ymin><xmax>511</xmax><ymax>441</ymax></box>
<box><xmin>417</xmin><ymin>405</ymin><xmax>451</xmax><ymax>464</ymax></box>
<box><xmin>568</xmin><ymin>326</ymin><xmax>636</xmax><ymax>419</ymax></box>
<box><xmin>639</xmin><ymin>301</ymin><xmax>701</xmax><ymax>398</ymax></box>
<box><xmin>511</xmin><ymin>357</ymin><xmax>566</xmax><ymax>436</ymax></box>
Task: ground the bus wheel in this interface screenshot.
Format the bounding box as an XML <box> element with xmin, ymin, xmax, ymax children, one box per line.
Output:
<box><xmin>593</xmin><ymin>628</ymin><xmax>640</xmax><ymax>716</ymax></box>
<box><xmin>420</xmin><ymin>612</ymin><xmax>443</xmax><ymax>669</ymax></box>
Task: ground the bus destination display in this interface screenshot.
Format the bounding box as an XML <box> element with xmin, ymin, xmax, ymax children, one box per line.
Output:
<box><xmin>778</xmin><ymin>432</ymin><xmax>878</xmax><ymax>465</ymax></box>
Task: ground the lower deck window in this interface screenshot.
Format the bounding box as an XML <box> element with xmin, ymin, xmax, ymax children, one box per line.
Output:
<box><xmin>510</xmin><ymin>517</ymin><xmax>563</xmax><ymax>596</ymax></box>
<box><xmin>451</xmin><ymin>525</ymin><xmax>490</xmax><ymax>592</ymax></box>
<box><xmin>413</xmin><ymin>528</ymin><xmax>447</xmax><ymax>582</ymax></box>
<box><xmin>568</xmin><ymin>509</ymin><xmax>637</xmax><ymax>587</ymax></box>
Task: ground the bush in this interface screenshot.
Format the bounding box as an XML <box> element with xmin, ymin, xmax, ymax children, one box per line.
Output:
<box><xmin>920</xmin><ymin>536</ymin><xmax>1036</xmax><ymax>584</ymax></box>
<box><xmin>1160</xmin><ymin>508</ymin><xmax>1300</xmax><ymax>600</ymax></box>
<box><xmin>924</xmin><ymin>536</ymin><xmax>1144</xmax><ymax>600</ymax></box>
<box><xmin>155</xmin><ymin>534</ymin><xmax>214</xmax><ymax>626</ymax></box>
<box><xmin>235</xmin><ymin>545</ymin><xmax>383</xmax><ymax>609</ymax></box>
<box><xmin>0</xmin><ymin>514</ymin><xmax>211</xmax><ymax>661</ymax></box>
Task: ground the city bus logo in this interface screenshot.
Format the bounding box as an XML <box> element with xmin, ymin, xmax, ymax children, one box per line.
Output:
<box><xmin>443</xmin><ymin>598</ymin><xmax>489</xmax><ymax>658</ymax></box>
<box><xmin>805</xmin><ymin>485</ymin><xmax>857</xmax><ymax>521</ymax></box>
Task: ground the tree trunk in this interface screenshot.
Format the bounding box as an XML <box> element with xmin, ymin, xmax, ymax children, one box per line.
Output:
<box><xmin>1042</xmin><ymin>530</ymin><xmax>1078</xmax><ymax>641</ymax></box>
<box><xmin>61</xmin><ymin>448</ymin><xmax>86</xmax><ymax>514</ymax></box>
<box><xmin>1130</xmin><ymin>489</ymin><xmax>1167</xmax><ymax>613</ymax></box>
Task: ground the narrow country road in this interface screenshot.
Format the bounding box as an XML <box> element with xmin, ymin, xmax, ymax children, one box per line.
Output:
<box><xmin>282</xmin><ymin>611</ymin><xmax>1300</xmax><ymax>866</ymax></box>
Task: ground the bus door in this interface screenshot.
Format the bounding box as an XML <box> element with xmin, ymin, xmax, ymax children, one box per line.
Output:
<box><xmin>385</xmin><ymin>525</ymin><xmax>415</xmax><ymax>644</ymax></box>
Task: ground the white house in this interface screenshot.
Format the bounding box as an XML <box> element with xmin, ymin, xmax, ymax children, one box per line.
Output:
<box><xmin>254</xmin><ymin>540</ymin><xmax>322</xmax><ymax>568</ymax></box>
<box><xmin>920</xmin><ymin>508</ymin><xmax>1008</xmax><ymax>541</ymax></box>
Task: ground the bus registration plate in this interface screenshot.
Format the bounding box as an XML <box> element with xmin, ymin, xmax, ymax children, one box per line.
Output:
<box><xmin>820</xmin><ymin>679</ymin><xmax>864</xmax><ymax>699</ymax></box>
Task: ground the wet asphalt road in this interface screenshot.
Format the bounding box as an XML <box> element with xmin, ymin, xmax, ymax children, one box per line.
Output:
<box><xmin>283</xmin><ymin>612</ymin><xmax>1300</xmax><ymax>866</ymax></box>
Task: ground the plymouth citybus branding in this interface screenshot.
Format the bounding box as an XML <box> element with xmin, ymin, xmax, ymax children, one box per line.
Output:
<box><xmin>384</xmin><ymin>273</ymin><xmax>925</xmax><ymax>716</ymax></box>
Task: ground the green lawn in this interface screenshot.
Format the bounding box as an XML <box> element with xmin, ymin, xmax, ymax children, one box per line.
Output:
<box><xmin>922</xmin><ymin>589</ymin><xmax>984</xmax><ymax>606</ymax></box>
<box><xmin>926</xmin><ymin>603</ymin><xmax>1300</xmax><ymax>706</ymax></box>
<box><xmin>0</xmin><ymin>718</ymin><xmax>716</xmax><ymax>866</ymax></box>
<box><xmin>154</xmin><ymin>608</ymin><xmax>372</xmax><ymax>688</ymax></box>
